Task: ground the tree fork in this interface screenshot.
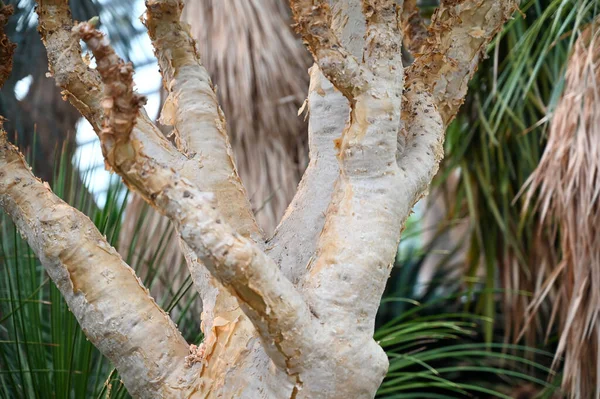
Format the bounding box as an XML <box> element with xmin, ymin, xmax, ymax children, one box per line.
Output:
<box><xmin>0</xmin><ymin>0</ymin><xmax>519</xmax><ymax>397</ymax></box>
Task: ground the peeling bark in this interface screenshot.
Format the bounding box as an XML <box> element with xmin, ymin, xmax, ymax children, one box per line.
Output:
<box><xmin>401</xmin><ymin>0</ymin><xmax>429</xmax><ymax>55</ymax></box>
<box><xmin>0</xmin><ymin>132</ymin><xmax>199</xmax><ymax>398</ymax></box>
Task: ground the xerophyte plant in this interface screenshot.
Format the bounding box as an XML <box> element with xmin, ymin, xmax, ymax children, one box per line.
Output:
<box><xmin>0</xmin><ymin>0</ymin><xmax>520</xmax><ymax>397</ymax></box>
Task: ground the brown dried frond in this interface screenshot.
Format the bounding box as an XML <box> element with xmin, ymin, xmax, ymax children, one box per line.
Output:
<box><xmin>525</xmin><ymin>22</ymin><xmax>600</xmax><ymax>399</ymax></box>
<box><xmin>0</xmin><ymin>5</ymin><xmax>16</xmax><ymax>88</ymax></box>
<box><xmin>182</xmin><ymin>0</ymin><xmax>310</xmax><ymax>234</ymax></box>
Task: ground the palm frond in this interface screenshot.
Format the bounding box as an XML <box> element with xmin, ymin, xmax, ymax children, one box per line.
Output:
<box><xmin>524</xmin><ymin>20</ymin><xmax>600</xmax><ymax>398</ymax></box>
<box><xmin>429</xmin><ymin>0</ymin><xmax>599</xmax><ymax>350</ymax></box>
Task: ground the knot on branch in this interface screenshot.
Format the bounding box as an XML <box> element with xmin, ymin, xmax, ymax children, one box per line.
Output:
<box><xmin>185</xmin><ymin>343</ymin><xmax>206</xmax><ymax>367</ymax></box>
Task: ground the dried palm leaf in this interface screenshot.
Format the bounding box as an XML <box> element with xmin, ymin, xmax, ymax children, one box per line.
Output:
<box><xmin>525</xmin><ymin>21</ymin><xmax>600</xmax><ymax>399</ymax></box>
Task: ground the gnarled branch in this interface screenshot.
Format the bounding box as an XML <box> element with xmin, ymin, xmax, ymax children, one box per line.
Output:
<box><xmin>0</xmin><ymin>132</ymin><xmax>197</xmax><ymax>398</ymax></box>
<box><xmin>75</xmin><ymin>21</ymin><xmax>314</xmax><ymax>375</ymax></box>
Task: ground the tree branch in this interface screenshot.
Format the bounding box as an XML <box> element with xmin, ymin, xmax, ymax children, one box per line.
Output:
<box><xmin>161</xmin><ymin>186</ymin><xmax>317</xmax><ymax>371</ymax></box>
<box><xmin>75</xmin><ymin>22</ymin><xmax>314</xmax><ymax>371</ymax></box>
<box><xmin>0</xmin><ymin>132</ymin><xmax>198</xmax><ymax>398</ymax></box>
<box><xmin>39</xmin><ymin>0</ymin><xmax>260</xmax><ymax>355</ymax></box>
<box><xmin>143</xmin><ymin>0</ymin><xmax>270</xmax><ymax>372</ymax></box>
<box><xmin>289</xmin><ymin>0</ymin><xmax>405</xmax><ymax>332</ymax></box>
<box><xmin>290</xmin><ymin>0</ymin><xmax>369</xmax><ymax>99</ymax></box>
<box><xmin>35</xmin><ymin>0</ymin><xmax>194</xmax><ymax>196</ymax></box>
<box><xmin>268</xmin><ymin>65</ymin><xmax>348</xmax><ymax>283</ymax></box>
<box><xmin>144</xmin><ymin>0</ymin><xmax>261</xmax><ymax>240</ymax></box>
<box><xmin>36</xmin><ymin>0</ymin><xmax>104</xmax><ymax>126</ymax></box>
<box><xmin>270</xmin><ymin>1</ymin><xmax>368</xmax><ymax>281</ymax></box>
<box><xmin>362</xmin><ymin>0</ymin><xmax>403</xmax><ymax>78</ymax></box>
<box><xmin>273</xmin><ymin>0</ymin><xmax>401</xmax><ymax>284</ymax></box>
<box><xmin>407</xmin><ymin>0</ymin><xmax>520</xmax><ymax>125</ymax></box>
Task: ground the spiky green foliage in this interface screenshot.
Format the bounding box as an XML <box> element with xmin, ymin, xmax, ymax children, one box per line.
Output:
<box><xmin>429</xmin><ymin>0</ymin><xmax>600</xmax><ymax>348</ymax></box>
<box><xmin>376</xmin><ymin>252</ymin><xmax>560</xmax><ymax>398</ymax></box>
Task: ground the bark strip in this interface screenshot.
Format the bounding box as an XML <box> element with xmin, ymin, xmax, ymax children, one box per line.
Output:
<box><xmin>0</xmin><ymin>4</ymin><xmax>15</xmax><ymax>88</ymax></box>
<box><xmin>401</xmin><ymin>0</ymin><xmax>429</xmax><ymax>55</ymax></box>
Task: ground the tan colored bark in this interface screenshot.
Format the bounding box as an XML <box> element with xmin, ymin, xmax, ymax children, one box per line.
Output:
<box><xmin>406</xmin><ymin>0</ymin><xmax>519</xmax><ymax>125</ymax></box>
<box><xmin>0</xmin><ymin>0</ymin><xmax>519</xmax><ymax>397</ymax></box>
<box><xmin>37</xmin><ymin>2</ymin><xmax>259</xmax><ymax>373</ymax></box>
<box><xmin>268</xmin><ymin>65</ymin><xmax>348</xmax><ymax>283</ymax></box>
<box><xmin>269</xmin><ymin>0</ymin><xmax>366</xmax><ymax>282</ymax></box>
<box><xmin>0</xmin><ymin>132</ymin><xmax>199</xmax><ymax>398</ymax></box>
<box><xmin>144</xmin><ymin>0</ymin><xmax>260</xmax><ymax>239</ymax></box>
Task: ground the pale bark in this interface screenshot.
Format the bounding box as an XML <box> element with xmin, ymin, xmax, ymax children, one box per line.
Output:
<box><xmin>269</xmin><ymin>0</ymin><xmax>366</xmax><ymax>282</ymax></box>
<box><xmin>0</xmin><ymin>133</ymin><xmax>199</xmax><ymax>398</ymax></box>
<box><xmin>144</xmin><ymin>2</ymin><xmax>267</xmax><ymax>379</ymax></box>
<box><xmin>0</xmin><ymin>0</ymin><xmax>519</xmax><ymax>397</ymax></box>
<box><xmin>268</xmin><ymin>66</ymin><xmax>348</xmax><ymax>283</ymax></box>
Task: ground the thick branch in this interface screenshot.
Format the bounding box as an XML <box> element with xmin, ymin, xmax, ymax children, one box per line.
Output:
<box><xmin>0</xmin><ymin>133</ymin><xmax>197</xmax><ymax>398</ymax></box>
<box><xmin>290</xmin><ymin>0</ymin><xmax>369</xmax><ymax>99</ymax></box>
<box><xmin>269</xmin><ymin>65</ymin><xmax>348</xmax><ymax>283</ymax></box>
<box><xmin>160</xmin><ymin>187</ymin><xmax>317</xmax><ymax>371</ymax></box>
<box><xmin>75</xmin><ymin>22</ymin><xmax>313</xmax><ymax>371</ymax></box>
<box><xmin>69</xmin><ymin>17</ymin><xmax>258</xmax><ymax>388</ymax></box>
<box><xmin>407</xmin><ymin>0</ymin><xmax>520</xmax><ymax>125</ymax></box>
<box><xmin>36</xmin><ymin>0</ymin><xmax>104</xmax><ymax>126</ymax></box>
<box><xmin>304</xmin><ymin>82</ymin><xmax>404</xmax><ymax>332</ymax></box>
<box><xmin>143</xmin><ymin>1</ymin><xmax>267</xmax><ymax>374</ymax></box>
<box><xmin>273</xmin><ymin>1</ymin><xmax>402</xmax><ymax>283</ymax></box>
<box><xmin>362</xmin><ymin>0</ymin><xmax>403</xmax><ymax>78</ymax></box>
<box><xmin>36</xmin><ymin>0</ymin><xmax>253</xmax><ymax>240</ymax></box>
<box><xmin>288</xmin><ymin>0</ymin><xmax>406</xmax><ymax>332</ymax></box>
<box><xmin>144</xmin><ymin>0</ymin><xmax>260</xmax><ymax>240</ymax></box>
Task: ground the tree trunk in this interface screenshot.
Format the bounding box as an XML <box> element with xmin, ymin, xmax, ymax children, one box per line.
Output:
<box><xmin>0</xmin><ymin>0</ymin><xmax>519</xmax><ymax>397</ymax></box>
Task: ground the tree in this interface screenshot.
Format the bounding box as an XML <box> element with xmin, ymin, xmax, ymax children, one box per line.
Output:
<box><xmin>0</xmin><ymin>0</ymin><xmax>518</xmax><ymax>397</ymax></box>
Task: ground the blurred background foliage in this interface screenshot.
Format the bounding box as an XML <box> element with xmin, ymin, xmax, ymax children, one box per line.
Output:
<box><xmin>1</xmin><ymin>0</ymin><xmax>600</xmax><ymax>397</ymax></box>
